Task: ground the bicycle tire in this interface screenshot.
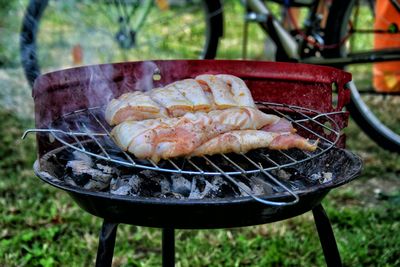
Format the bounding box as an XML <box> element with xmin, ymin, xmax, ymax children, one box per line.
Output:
<box><xmin>20</xmin><ymin>0</ymin><xmax>223</xmax><ymax>87</ymax></box>
<box><xmin>324</xmin><ymin>0</ymin><xmax>400</xmax><ymax>152</ymax></box>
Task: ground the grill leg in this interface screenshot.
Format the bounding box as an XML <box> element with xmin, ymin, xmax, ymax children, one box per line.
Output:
<box><xmin>162</xmin><ymin>228</ymin><xmax>175</xmax><ymax>267</ymax></box>
<box><xmin>312</xmin><ymin>204</ymin><xmax>342</xmax><ymax>267</ymax></box>
<box><xmin>95</xmin><ymin>220</ymin><xmax>119</xmax><ymax>267</ymax></box>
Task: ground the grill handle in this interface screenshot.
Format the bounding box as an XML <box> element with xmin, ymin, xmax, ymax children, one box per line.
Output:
<box><xmin>22</xmin><ymin>128</ymin><xmax>106</xmax><ymax>139</ymax></box>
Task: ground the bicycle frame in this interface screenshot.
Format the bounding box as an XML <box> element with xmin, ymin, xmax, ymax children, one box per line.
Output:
<box><xmin>132</xmin><ymin>0</ymin><xmax>153</xmax><ymax>31</ymax></box>
<box><xmin>243</xmin><ymin>0</ymin><xmax>301</xmax><ymax>60</ymax></box>
<box><xmin>244</xmin><ymin>0</ymin><xmax>400</xmax><ymax>65</ymax></box>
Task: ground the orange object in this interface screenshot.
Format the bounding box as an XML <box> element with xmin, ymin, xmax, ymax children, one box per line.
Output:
<box><xmin>72</xmin><ymin>44</ymin><xmax>83</xmax><ymax>65</ymax></box>
<box><xmin>373</xmin><ymin>0</ymin><xmax>400</xmax><ymax>92</ymax></box>
<box><xmin>156</xmin><ymin>0</ymin><xmax>169</xmax><ymax>11</ymax></box>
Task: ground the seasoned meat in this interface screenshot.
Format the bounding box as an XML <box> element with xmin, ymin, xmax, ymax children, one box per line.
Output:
<box><xmin>190</xmin><ymin>130</ymin><xmax>317</xmax><ymax>157</ymax></box>
<box><xmin>105</xmin><ymin>74</ymin><xmax>256</xmax><ymax>125</ymax></box>
<box><xmin>111</xmin><ymin>107</ymin><xmax>280</xmax><ymax>162</ymax></box>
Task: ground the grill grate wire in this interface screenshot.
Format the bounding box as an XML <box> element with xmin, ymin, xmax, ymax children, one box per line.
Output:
<box><xmin>23</xmin><ymin>102</ymin><xmax>344</xmax><ymax>206</ymax></box>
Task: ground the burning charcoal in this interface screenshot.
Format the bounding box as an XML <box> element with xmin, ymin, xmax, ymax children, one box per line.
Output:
<box><xmin>159</xmin><ymin>178</ymin><xmax>171</xmax><ymax>195</ymax></box>
<box><xmin>249</xmin><ymin>175</ymin><xmax>274</xmax><ymax>196</ymax></box>
<box><xmin>171</xmin><ymin>174</ymin><xmax>192</xmax><ymax>197</ymax></box>
<box><xmin>64</xmin><ymin>175</ymin><xmax>78</xmax><ymax>187</ymax></box>
<box><xmin>111</xmin><ymin>184</ymin><xmax>132</xmax><ymax>195</ymax></box>
<box><xmin>128</xmin><ymin>175</ymin><xmax>140</xmax><ymax>194</ymax></box>
<box><xmin>110</xmin><ymin>175</ymin><xmax>138</xmax><ymax>196</ymax></box>
<box><xmin>139</xmin><ymin>169</ymin><xmax>162</xmax><ymax>179</ymax></box>
<box><xmin>275</xmin><ymin>169</ymin><xmax>292</xmax><ymax>181</ymax></box>
<box><xmin>236</xmin><ymin>181</ymin><xmax>252</xmax><ymax>197</ymax></box>
<box><xmin>72</xmin><ymin>151</ymin><xmax>93</xmax><ymax>165</ymax></box>
<box><xmin>84</xmin><ymin>179</ymin><xmax>109</xmax><ymax>191</ymax></box>
<box><xmin>295</xmin><ymin>170</ymin><xmax>312</xmax><ymax>181</ymax></box>
<box><xmin>193</xmin><ymin>176</ymin><xmax>207</xmax><ymax>192</ymax></box>
<box><xmin>309</xmin><ymin>173</ymin><xmax>322</xmax><ymax>182</ymax></box>
<box><xmin>273</xmin><ymin>168</ymin><xmax>307</xmax><ymax>182</ymax></box>
<box><xmin>322</xmin><ymin>172</ymin><xmax>333</xmax><ymax>183</ymax></box>
<box><xmin>66</xmin><ymin>160</ymin><xmax>93</xmax><ymax>186</ymax></box>
<box><xmin>288</xmin><ymin>180</ymin><xmax>303</xmax><ymax>191</ymax></box>
<box><xmin>251</xmin><ymin>183</ymin><xmax>264</xmax><ymax>195</ymax></box>
<box><xmin>45</xmin><ymin>154</ymin><xmax>68</xmax><ymax>178</ymax></box>
<box><xmin>137</xmin><ymin>170</ymin><xmax>163</xmax><ymax>197</ymax></box>
<box><xmin>208</xmin><ymin>175</ymin><xmax>236</xmax><ymax>198</ymax></box>
<box><xmin>307</xmin><ymin>172</ymin><xmax>334</xmax><ymax>185</ymax></box>
<box><xmin>96</xmin><ymin>163</ymin><xmax>119</xmax><ymax>177</ymax></box>
<box><xmin>162</xmin><ymin>192</ymin><xmax>185</xmax><ymax>199</ymax></box>
<box><xmin>188</xmin><ymin>176</ymin><xmax>214</xmax><ymax>199</ymax></box>
<box><xmin>66</xmin><ymin>159</ymin><xmax>113</xmax><ymax>191</ymax></box>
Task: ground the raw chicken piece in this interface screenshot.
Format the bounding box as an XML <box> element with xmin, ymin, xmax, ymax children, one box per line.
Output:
<box><xmin>216</xmin><ymin>74</ymin><xmax>256</xmax><ymax>108</ymax></box>
<box><xmin>111</xmin><ymin>107</ymin><xmax>280</xmax><ymax>162</ymax></box>
<box><xmin>150</xmin><ymin>86</ymin><xmax>193</xmax><ymax>116</ymax></box>
<box><xmin>190</xmin><ymin>130</ymin><xmax>317</xmax><ymax>157</ymax></box>
<box><xmin>261</xmin><ymin>118</ymin><xmax>296</xmax><ymax>133</ymax></box>
<box><xmin>105</xmin><ymin>91</ymin><xmax>167</xmax><ymax>126</ymax></box>
<box><xmin>169</xmin><ymin>79</ymin><xmax>211</xmax><ymax>112</ymax></box>
<box><xmin>105</xmin><ymin>74</ymin><xmax>257</xmax><ymax>125</ymax></box>
<box><xmin>111</xmin><ymin>119</ymin><xmax>173</xmax><ymax>151</ymax></box>
<box><xmin>196</xmin><ymin>74</ymin><xmax>238</xmax><ymax>109</ymax></box>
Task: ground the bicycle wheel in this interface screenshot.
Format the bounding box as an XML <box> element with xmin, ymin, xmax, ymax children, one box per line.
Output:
<box><xmin>325</xmin><ymin>0</ymin><xmax>400</xmax><ymax>152</ymax></box>
<box><xmin>20</xmin><ymin>0</ymin><xmax>223</xmax><ymax>87</ymax></box>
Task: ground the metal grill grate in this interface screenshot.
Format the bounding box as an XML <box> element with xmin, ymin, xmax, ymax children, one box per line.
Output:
<box><xmin>24</xmin><ymin>102</ymin><xmax>344</xmax><ymax>206</ymax></box>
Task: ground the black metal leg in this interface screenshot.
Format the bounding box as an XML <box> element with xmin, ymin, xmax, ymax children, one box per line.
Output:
<box><xmin>312</xmin><ymin>204</ymin><xmax>342</xmax><ymax>267</ymax></box>
<box><xmin>162</xmin><ymin>228</ymin><xmax>175</xmax><ymax>267</ymax></box>
<box><xmin>95</xmin><ymin>220</ymin><xmax>119</xmax><ymax>267</ymax></box>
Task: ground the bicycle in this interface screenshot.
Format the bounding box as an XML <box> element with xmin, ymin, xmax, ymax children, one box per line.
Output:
<box><xmin>20</xmin><ymin>0</ymin><xmax>400</xmax><ymax>152</ymax></box>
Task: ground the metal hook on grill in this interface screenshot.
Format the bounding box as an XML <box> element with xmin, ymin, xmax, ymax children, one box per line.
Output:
<box><xmin>202</xmin><ymin>156</ymin><xmax>299</xmax><ymax>206</ymax></box>
<box><xmin>21</xmin><ymin>128</ymin><xmax>107</xmax><ymax>139</ymax></box>
<box><xmin>294</xmin><ymin>111</ymin><xmax>346</xmax><ymax>124</ymax></box>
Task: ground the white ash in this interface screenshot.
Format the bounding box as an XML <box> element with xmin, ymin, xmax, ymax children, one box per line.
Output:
<box><xmin>72</xmin><ymin>151</ymin><xmax>93</xmax><ymax>165</ymax></box>
<box><xmin>159</xmin><ymin>178</ymin><xmax>171</xmax><ymax>195</ymax></box>
<box><xmin>276</xmin><ymin>169</ymin><xmax>291</xmax><ymax>181</ymax></box>
<box><xmin>188</xmin><ymin>175</ymin><xmax>237</xmax><ymax>199</ymax></box>
<box><xmin>171</xmin><ymin>174</ymin><xmax>192</xmax><ymax>196</ymax></box>
<box><xmin>237</xmin><ymin>181</ymin><xmax>253</xmax><ymax>197</ymax></box>
<box><xmin>65</xmin><ymin>158</ymin><xmax>117</xmax><ymax>191</ymax></box>
<box><xmin>96</xmin><ymin>163</ymin><xmax>115</xmax><ymax>175</ymax></box>
<box><xmin>249</xmin><ymin>175</ymin><xmax>274</xmax><ymax>195</ymax></box>
<box><xmin>110</xmin><ymin>175</ymin><xmax>140</xmax><ymax>196</ymax></box>
<box><xmin>64</xmin><ymin>176</ymin><xmax>77</xmax><ymax>187</ymax></box>
<box><xmin>322</xmin><ymin>172</ymin><xmax>333</xmax><ymax>183</ymax></box>
<box><xmin>188</xmin><ymin>176</ymin><xmax>213</xmax><ymax>199</ymax></box>
<box><xmin>84</xmin><ymin>179</ymin><xmax>109</xmax><ymax>191</ymax></box>
<box><xmin>309</xmin><ymin>172</ymin><xmax>333</xmax><ymax>184</ymax></box>
<box><xmin>208</xmin><ymin>176</ymin><xmax>234</xmax><ymax>197</ymax></box>
<box><xmin>111</xmin><ymin>185</ymin><xmax>131</xmax><ymax>195</ymax></box>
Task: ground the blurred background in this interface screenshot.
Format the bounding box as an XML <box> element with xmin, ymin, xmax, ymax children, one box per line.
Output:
<box><xmin>0</xmin><ymin>0</ymin><xmax>399</xmax><ymax>266</ymax></box>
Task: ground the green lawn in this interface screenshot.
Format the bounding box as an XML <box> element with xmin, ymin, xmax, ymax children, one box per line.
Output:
<box><xmin>1</xmin><ymin>1</ymin><xmax>400</xmax><ymax>266</ymax></box>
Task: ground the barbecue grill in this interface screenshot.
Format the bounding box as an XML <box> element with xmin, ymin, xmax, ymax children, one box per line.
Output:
<box><xmin>25</xmin><ymin>60</ymin><xmax>362</xmax><ymax>267</ymax></box>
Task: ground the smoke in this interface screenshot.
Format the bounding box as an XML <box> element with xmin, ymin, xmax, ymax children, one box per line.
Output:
<box><xmin>86</xmin><ymin>60</ymin><xmax>161</xmax><ymax>108</ymax></box>
<box><xmin>86</xmin><ymin>64</ymin><xmax>116</xmax><ymax>108</ymax></box>
<box><xmin>132</xmin><ymin>61</ymin><xmax>160</xmax><ymax>92</ymax></box>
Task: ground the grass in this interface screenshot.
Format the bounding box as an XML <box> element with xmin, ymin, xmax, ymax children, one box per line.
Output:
<box><xmin>1</xmin><ymin>0</ymin><xmax>400</xmax><ymax>266</ymax></box>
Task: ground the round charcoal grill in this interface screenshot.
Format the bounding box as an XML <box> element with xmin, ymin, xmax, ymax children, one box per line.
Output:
<box><xmin>28</xmin><ymin>60</ymin><xmax>362</xmax><ymax>267</ymax></box>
